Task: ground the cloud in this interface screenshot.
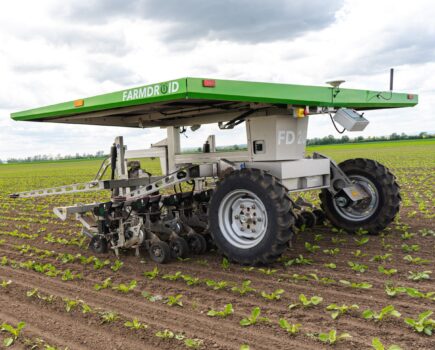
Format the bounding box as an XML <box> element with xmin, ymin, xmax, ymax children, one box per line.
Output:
<box><xmin>61</xmin><ymin>0</ymin><xmax>344</xmax><ymax>43</ymax></box>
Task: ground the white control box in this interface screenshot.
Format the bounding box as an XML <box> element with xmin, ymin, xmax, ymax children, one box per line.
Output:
<box><xmin>333</xmin><ymin>108</ymin><xmax>369</xmax><ymax>131</ymax></box>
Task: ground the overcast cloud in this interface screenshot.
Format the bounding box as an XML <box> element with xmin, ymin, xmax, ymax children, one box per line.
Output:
<box><xmin>0</xmin><ymin>0</ymin><xmax>434</xmax><ymax>160</ymax></box>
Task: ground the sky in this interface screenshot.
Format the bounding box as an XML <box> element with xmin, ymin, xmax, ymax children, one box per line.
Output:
<box><xmin>1</xmin><ymin>0</ymin><xmax>435</xmax><ymax>160</ymax></box>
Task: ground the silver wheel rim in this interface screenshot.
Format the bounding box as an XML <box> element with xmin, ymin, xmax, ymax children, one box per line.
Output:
<box><xmin>333</xmin><ymin>175</ymin><xmax>379</xmax><ymax>222</ymax></box>
<box><xmin>218</xmin><ymin>189</ymin><xmax>268</xmax><ymax>249</ymax></box>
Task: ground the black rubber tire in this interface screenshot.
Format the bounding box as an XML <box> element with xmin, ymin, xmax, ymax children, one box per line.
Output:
<box><xmin>320</xmin><ymin>158</ymin><xmax>401</xmax><ymax>234</ymax></box>
<box><xmin>295</xmin><ymin>213</ymin><xmax>306</xmax><ymax>229</ymax></box>
<box><xmin>149</xmin><ymin>241</ymin><xmax>171</xmax><ymax>264</ymax></box>
<box><xmin>312</xmin><ymin>209</ymin><xmax>326</xmax><ymax>225</ymax></box>
<box><xmin>89</xmin><ymin>235</ymin><xmax>108</xmax><ymax>254</ymax></box>
<box><xmin>301</xmin><ymin>211</ymin><xmax>316</xmax><ymax>228</ymax></box>
<box><xmin>169</xmin><ymin>237</ymin><xmax>190</xmax><ymax>259</ymax></box>
<box><xmin>209</xmin><ymin>168</ymin><xmax>295</xmax><ymax>265</ymax></box>
<box><xmin>187</xmin><ymin>233</ymin><xmax>207</xmax><ymax>255</ymax></box>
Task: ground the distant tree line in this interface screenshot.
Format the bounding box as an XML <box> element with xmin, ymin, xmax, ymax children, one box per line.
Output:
<box><xmin>1</xmin><ymin>132</ymin><xmax>433</xmax><ymax>164</ymax></box>
<box><xmin>306</xmin><ymin>132</ymin><xmax>434</xmax><ymax>146</ymax></box>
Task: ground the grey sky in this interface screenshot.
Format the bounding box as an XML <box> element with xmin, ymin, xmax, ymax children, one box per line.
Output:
<box><xmin>0</xmin><ymin>0</ymin><xmax>434</xmax><ymax>160</ymax></box>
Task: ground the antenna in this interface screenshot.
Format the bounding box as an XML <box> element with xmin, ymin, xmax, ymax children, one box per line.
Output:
<box><xmin>389</xmin><ymin>68</ymin><xmax>394</xmax><ymax>91</ymax></box>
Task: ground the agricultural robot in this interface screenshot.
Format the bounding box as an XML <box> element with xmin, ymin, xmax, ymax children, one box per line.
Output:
<box><xmin>10</xmin><ymin>77</ymin><xmax>418</xmax><ymax>264</ymax></box>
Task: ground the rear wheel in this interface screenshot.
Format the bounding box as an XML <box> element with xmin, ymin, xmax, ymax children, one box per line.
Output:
<box><xmin>187</xmin><ymin>234</ymin><xmax>207</xmax><ymax>255</ymax></box>
<box><xmin>209</xmin><ymin>168</ymin><xmax>295</xmax><ymax>265</ymax></box>
<box><xmin>320</xmin><ymin>158</ymin><xmax>401</xmax><ymax>234</ymax></box>
<box><xmin>149</xmin><ymin>241</ymin><xmax>171</xmax><ymax>263</ymax></box>
<box><xmin>169</xmin><ymin>237</ymin><xmax>189</xmax><ymax>259</ymax></box>
<box><xmin>89</xmin><ymin>235</ymin><xmax>108</xmax><ymax>254</ymax></box>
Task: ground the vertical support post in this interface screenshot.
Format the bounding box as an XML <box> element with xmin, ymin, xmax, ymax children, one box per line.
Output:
<box><xmin>207</xmin><ymin>135</ymin><xmax>216</xmax><ymax>152</ymax></box>
<box><xmin>166</xmin><ymin>126</ymin><xmax>180</xmax><ymax>173</ymax></box>
<box><xmin>114</xmin><ymin>136</ymin><xmax>128</xmax><ymax>196</ymax></box>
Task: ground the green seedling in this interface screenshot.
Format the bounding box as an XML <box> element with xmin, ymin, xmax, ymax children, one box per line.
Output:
<box><xmin>141</xmin><ymin>291</ymin><xmax>163</xmax><ymax>302</ymax></box>
<box><xmin>316</xmin><ymin>329</ymin><xmax>351</xmax><ymax>345</ymax></box>
<box><xmin>258</xmin><ymin>267</ymin><xmax>277</xmax><ymax>275</ymax></box>
<box><xmin>385</xmin><ymin>284</ymin><xmax>406</xmax><ymax>297</ymax></box>
<box><xmin>240</xmin><ymin>307</ymin><xmax>270</xmax><ymax>326</ymax></box>
<box><xmin>289</xmin><ymin>294</ymin><xmax>323</xmax><ymax>309</ymax></box>
<box><xmin>331</xmin><ymin>236</ymin><xmax>346</xmax><ymax>244</ymax></box>
<box><xmin>323</xmin><ymin>248</ymin><xmax>340</xmax><ymax>256</ymax></box>
<box><xmin>401</xmin><ymin>244</ymin><xmax>420</xmax><ymax>253</ymax></box>
<box><xmin>166</xmin><ymin>294</ymin><xmax>183</xmax><ymax>307</ymax></box>
<box><xmin>339</xmin><ymin>280</ymin><xmax>372</xmax><ymax>289</ymax></box>
<box><xmin>231</xmin><ymin>280</ymin><xmax>255</xmax><ymax>295</ymax></box>
<box><xmin>371</xmin><ymin>253</ymin><xmax>392</xmax><ymax>262</ymax></box>
<box><xmin>403</xmin><ymin>255</ymin><xmax>431</xmax><ymax>265</ymax></box>
<box><xmin>362</xmin><ymin>305</ymin><xmax>401</xmax><ymax>322</ymax></box>
<box><xmin>352</xmin><ymin>249</ymin><xmax>367</xmax><ymax>258</ymax></box>
<box><xmin>348</xmin><ymin>261</ymin><xmax>368</xmax><ymax>273</ymax></box>
<box><xmin>182</xmin><ymin>274</ymin><xmax>201</xmax><ymax>286</ymax></box>
<box><xmin>305</xmin><ymin>242</ymin><xmax>320</xmax><ymax>253</ymax></box>
<box><xmin>80</xmin><ymin>302</ymin><xmax>92</xmax><ymax>314</ymax></box>
<box><xmin>404</xmin><ymin>310</ymin><xmax>435</xmax><ymax>336</ymax></box>
<box><xmin>94</xmin><ymin>277</ymin><xmax>112</xmax><ymax>291</ymax></box>
<box><xmin>110</xmin><ymin>260</ymin><xmax>123</xmax><ymax>272</ymax></box>
<box><xmin>124</xmin><ymin>318</ymin><xmax>148</xmax><ymax>330</ymax></box>
<box><xmin>100</xmin><ymin>311</ymin><xmax>119</xmax><ymax>324</ymax></box>
<box><xmin>324</xmin><ymin>263</ymin><xmax>336</xmax><ymax>269</ymax></box>
<box><xmin>155</xmin><ymin>329</ymin><xmax>174</xmax><ymax>339</ymax></box>
<box><xmin>112</xmin><ymin>280</ymin><xmax>137</xmax><ymax>293</ymax></box>
<box><xmin>408</xmin><ymin>270</ymin><xmax>431</xmax><ymax>281</ymax></box>
<box><xmin>278</xmin><ymin>319</ymin><xmax>301</xmax><ymax>335</ymax></box>
<box><xmin>284</xmin><ymin>254</ymin><xmax>312</xmax><ymax>266</ymax></box>
<box><xmin>93</xmin><ymin>258</ymin><xmax>110</xmax><ymax>270</ymax></box>
<box><xmin>207</xmin><ymin>304</ymin><xmax>234</xmax><ymax>318</ymax></box>
<box><xmin>1</xmin><ymin>321</ymin><xmax>25</xmax><ymax>347</ymax></box>
<box><xmin>143</xmin><ymin>266</ymin><xmax>159</xmax><ymax>279</ymax></box>
<box><xmin>314</xmin><ymin>234</ymin><xmax>323</xmax><ymax>242</ymax></box>
<box><xmin>260</xmin><ymin>289</ymin><xmax>284</xmax><ymax>301</ymax></box>
<box><xmin>378</xmin><ymin>266</ymin><xmax>398</xmax><ymax>276</ymax></box>
<box><xmin>184</xmin><ymin>338</ymin><xmax>204</xmax><ymax>348</ymax></box>
<box><xmin>221</xmin><ymin>257</ymin><xmax>230</xmax><ymax>269</ymax></box>
<box><xmin>62</xmin><ymin>298</ymin><xmax>79</xmax><ymax>312</ymax></box>
<box><xmin>205</xmin><ymin>279</ymin><xmax>228</xmax><ymax>290</ymax></box>
<box><xmin>61</xmin><ymin>269</ymin><xmax>82</xmax><ymax>281</ymax></box>
<box><xmin>401</xmin><ymin>232</ymin><xmax>415</xmax><ymax>240</ymax></box>
<box><xmin>0</xmin><ymin>279</ymin><xmax>12</xmax><ymax>288</ymax></box>
<box><xmin>162</xmin><ymin>271</ymin><xmax>183</xmax><ymax>281</ymax></box>
<box><xmin>371</xmin><ymin>337</ymin><xmax>402</xmax><ymax>350</ymax></box>
<box><xmin>326</xmin><ymin>304</ymin><xmax>359</xmax><ymax>320</ymax></box>
<box><xmin>354</xmin><ymin>237</ymin><xmax>369</xmax><ymax>246</ymax></box>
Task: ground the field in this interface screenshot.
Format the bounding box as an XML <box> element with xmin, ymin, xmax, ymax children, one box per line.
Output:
<box><xmin>0</xmin><ymin>139</ymin><xmax>434</xmax><ymax>350</ymax></box>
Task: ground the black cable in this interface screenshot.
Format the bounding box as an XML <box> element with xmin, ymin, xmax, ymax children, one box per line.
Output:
<box><xmin>329</xmin><ymin>113</ymin><xmax>346</xmax><ymax>134</ymax></box>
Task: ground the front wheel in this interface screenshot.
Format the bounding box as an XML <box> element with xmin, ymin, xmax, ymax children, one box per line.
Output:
<box><xmin>209</xmin><ymin>168</ymin><xmax>295</xmax><ymax>265</ymax></box>
<box><xmin>320</xmin><ymin>158</ymin><xmax>401</xmax><ymax>234</ymax></box>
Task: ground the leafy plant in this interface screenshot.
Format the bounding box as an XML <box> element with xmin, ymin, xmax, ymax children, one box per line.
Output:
<box><xmin>166</xmin><ymin>294</ymin><xmax>183</xmax><ymax>307</ymax></box>
<box><xmin>143</xmin><ymin>266</ymin><xmax>159</xmax><ymax>279</ymax></box>
<box><xmin>371</xmin><ymin>337</ymin><xmax>402</xmax><ymax>350</ymax></box>
<box><xmin>339</xmin><ymin>280</ymin><xmax>372</xmax><ymax>289</ymax></box>
<box><xmin>352</xmin><ymin>249</ymin><xmax>367</xmax><ymax>258</ymax></box>
<box><xmin>260</xmin><ymin>289</ymin><xmax>284</xmax><ymax>301</ymax></box>
<box><xmin>348</xmin><ymin>261</ymin><xmax>368</xmax><ymax>273</ymax></box>
<box><xmin>205</xmin><ymin>279</ymin><xmax>228</xmax><ymax>290</ymax></box>
<box><xmin>155</xmin><ymin>329</ymin><xmax>174</xmax><ymax>339</ymax></box>
<box><xmin>0</xmin><ymin>279</ymin><xmax>12</xmax><ymax>288</ymax></box>
<box><xmin>278</xmin><ymin>319</ymin><xmax>301</xmax><ymax>335</ymax></box>
<box><xmin>184</xmin><ymin>338</ymin><xmax>204</xmax><ymax>348</ymax></box>
<box><xmin>1</xmin><ymin>321</ymin><xmax>25</xmax><ymax>347</ymax></box>
<box><xmin>403</xmin><ymin>255</ymin><xmax>430</xmax><ymax>265</ymax></box>
<box><xmin>323</xmin><ymin>248</ymin><xmax>340</xmax><ymax>256</ymax></box>
<box><xmin>231</xmin><ymin>280</ymin><xmax>255</xmax><ymax>295</ymax></box>
<box><xmin>141</xmin><ymin>291</ymin><xmax>163</xmax><ymax>302</ymax></box>
<box><xmin>371</xmin><ymin>253</ymin><xmax>392</xmax><ymax>262</ymax></box>
<box><xmin>284</xmin><ymin>254</ymin><xmax>312</xmax><ymax>266</ymax></box>
<box><xmin>404</xmin><ymin>310</ymin><xmax>435</xmax><ymax>336</ymax></box>
<box><xmin>362</xmin><ymin>305</ymin><xmax>401</xmax><ymax>322</ymax></box>
<box><xmin>124</xmin><ymin>318</ymin><xmax>148</xmax><ymax>330</ymax></box>
<box><xmin>305</xmin><ymin>242</ymin><xmax>320</xmax><ymax>253</ymax></box>
<box><xmin>401</xmin><ymin>244</ymin><xmax>420</xmax><ymax>253</ymax></box>
<box><xmin>354</xmin><ymin>237</ymin><xmax>369</xmax><ymax>246</ymax></box>
<box><xmin>61</xmin><ymin>269</ymin><xmax>82</xmax><ymax>281</ymax></box>
<box><xmin>408</xmin><ymin>270</ymin><xmax>431</xmax><ymax>281</ymax></box>
<box><xmin>94</xmin><ymin>277</ymin><xmax>112</xmax><ymax>291</ymax></box>
<box><xmin>62</xmin><ymin>297</ymin><xmax>79</xmax><ymax>312</ymax></box>
<box><xmin>258</xmin><ymin>267</ymin><xmax>277</xmax><ymax>275</ymax></box>
<box><xmin>239</xmin><ymin>307</ymin><xmax>270</xmax><ymax>326</ymax></box>
<box><xmin>100</xmin><ymin>311</ymin><xmax>119</xmax><ymax>324</ymax></box>
<box><xmin>331</xmin><ymin>236</ymin><xmax>346</xmax><ymax>244</ymax></box>
<box><xmin>182</xmin><ymin>274</ymin><xmax>201</xmax><ymax>286</ymax></box>
<box><xmin>385</xmin><ymin>284</ymin><xmax>406</xmax><ymax>297</ymax></box>
<box><xmin>162</xmin><ymin>271</ymin><xmax>183</xmax><ymax>281</ymax></box>
<box><xmin>289</xmin><ymin>294</ymin><xmax>323</xmax><ymax>309</ymax></box>
<box><xmin>326</xmin><ymin>304</ymin><xmax>359</xmax><ymax>320</ymax></box>
<box><xmin>324</xmin><ymin>263</ymin><xmax>336</xmax><ymax>269</ymax></box>
<box><xmin>207</xmin><ymin>304</ymin><xmax>234</xmax><ymax>318</ymax></box>
<box><xmin>110</xmin><ymin>260</ymin><xmax>123</xmax><ymax>272</ymax></box>
<box><xmin>221</xmin><ymin>257</ymin><xmax>230</xmax><ymax>270</ymax></box>
<box><xmin>112</xmin><ymin>280</ymin><xmax>137</xmax><ymax>293</ymax></box>
<box><xmin>378</xmin><ymin>266</ymin><xmax>398</xmax><ymax>276</ymax></box>
<box><xmin>93</xmin><ymin>258</ymin><xmax>110</xmax><ymax>270</ymax></box>
<box><xmin>316</xmin><ymin>329</ymin><xmax>351</xmax><ymax>345</ymax></box>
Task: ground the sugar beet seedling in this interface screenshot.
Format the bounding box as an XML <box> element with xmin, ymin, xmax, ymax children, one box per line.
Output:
<box><xmin>10</xmin><ymin>77</ymin><xmax>417</xmax><ymax>264</ymax></box>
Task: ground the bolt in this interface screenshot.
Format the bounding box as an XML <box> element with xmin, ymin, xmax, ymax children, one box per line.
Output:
<box><xmin>252</xmin><ymin>229</ymin><xmax>256</xmax><ymax>233</ymax></box>
<box><xmin>240</xmin><ymin>227</ymin><xmax>245</xmax><ymax>232</ymax></box>
<box><xmin>257</xmin><ymin>217</ymin><xmax>262</xmax><ymax>222</ymax></box>
<box><xmin>234</xmin><ymin>215</ymin><xmax>240</xmax><ymax>220</ymax></box>
<box><xmin>240</xmin><ymin>204</ymin><xmax>245</xmax><ymax>209</ymax></box>
<box><xmin>251</xmin><ymin>204</ymin><xmax>256</xmax><ymax>209</ymax></box>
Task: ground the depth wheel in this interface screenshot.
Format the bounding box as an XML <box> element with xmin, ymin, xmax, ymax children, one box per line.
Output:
<box><xmin>89</xmin><ymin>235</ymin><xmax>108</xmax><ymax>254</ymax></box>
<box><xmin>169</xmin><ymin>237</ymin><xmax>190</xmax><ymax>259</ymax></box>
<box><xmin>300</xmin><ymin>211</ymin><xmax>316</xmax><ymax>228</ymax></box>
<box><xmin>149</xmin><ymin>241</ymin><xmax>171</xmax><ymax>263</ymax></box>
<box><xmin>320</xmin><ymin>158</ymin><xmax>401</xmax><ymax>234</ymax></box>
<box><xmin>209</xmin><ymin>168</ymin><xmax>295</xmax><ymax>265</ymax></box>
<box><xmin>187</xmin><ymin>234</ymin><xmax>207</xmax><ymax>255</ymax></box>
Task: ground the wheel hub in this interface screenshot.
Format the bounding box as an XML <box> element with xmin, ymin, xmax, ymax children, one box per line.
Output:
<box><xmin>218</xmin><ymin>190</ymin><xmax>268</xmax><ymax>249</ymax></box>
